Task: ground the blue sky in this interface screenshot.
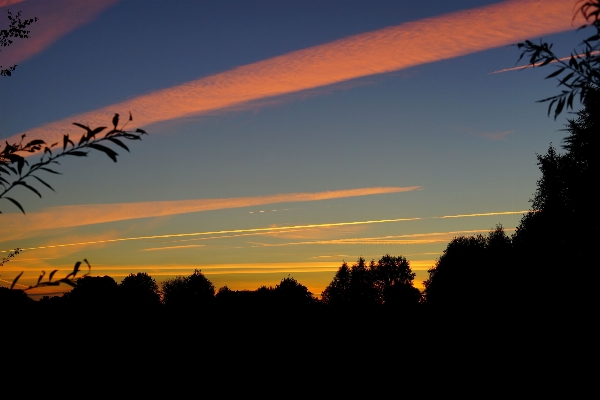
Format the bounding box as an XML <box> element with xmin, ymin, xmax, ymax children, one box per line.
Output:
<box><xmin>0</xmin><ymin>0</ymin><xmax>586</xmax><ymax>296</ymax></box>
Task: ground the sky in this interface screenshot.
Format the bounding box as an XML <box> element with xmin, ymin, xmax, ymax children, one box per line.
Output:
<box><xmin>0</xmin><ymin>0</ymin><xmax>588</xmax><ymax>298</ymax></box>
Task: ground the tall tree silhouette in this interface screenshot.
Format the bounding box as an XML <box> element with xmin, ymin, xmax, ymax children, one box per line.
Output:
<box><xmin>513</xmin><ymin>88</ymin><xmax>600</xmax><ymax>306</ymax></box>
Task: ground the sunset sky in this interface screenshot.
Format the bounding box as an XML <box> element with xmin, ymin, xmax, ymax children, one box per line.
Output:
<box><xmin>0</xmin><ymin>0</ymin><xmax>587</xmax><ymax>298</ymax></box>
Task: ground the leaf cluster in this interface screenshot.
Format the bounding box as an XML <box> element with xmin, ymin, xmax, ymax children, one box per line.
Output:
<box><xmin>0</xmin><ymin>112</ymin><xmax>147</xmax><ymax>214</ymax></box>
<box><xmin>0</xmin><ymin>10</ymin><xmax>38</xmax><ymax>76</ymax></box>
<box><xmin>516</xmin><ymin>0</ymin><xmax>600</xmax><ymax>118</ymax></box>
<box><xmin>10</xmin><ymin>258</ymin><xmax>91</xmax><ymax>291</ymax></box>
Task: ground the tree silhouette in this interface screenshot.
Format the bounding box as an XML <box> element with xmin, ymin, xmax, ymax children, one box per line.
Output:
<box><xmin>512</xmin><ymin>88</ymin><xmax>600</xmax><ymax>306</ymax></box>
<box><xmin>273</xmin><ymin>276</ymin><xmax>315</xmax><ymax>308</ymax></box>
<box><xmin>372</xmin><ymin>254</ymin><xmax>418</xmax><ymax>306</ymax></box>
<box><xmin>322</xmin><ymin>255</ymin><xmax>420</xmax><ymax>308</ymax></box>
<box><xmin>161</xmin><ymin>269</ymin><xmax>215</xmax><ymax>309</ymax></box>
<box><xmin>119</xmin><ymin>272</ymin><xmax>161</xmax><ymax>309</ymax></box>
<box><xmin>0</xmin><ymin>10</ymin><xmax>37</xmax><ymax>76</ymax></box>
<box><xmin>0</xmin><ymin>286</ymin><xmax>32</xmax><ymax>308</ymax></box>
<box><xmin>320</xmin><ymin>261</ymin><xmax>351</xmax><ymax>307</ymax></box>
<box><xmin>423</xmin><ymin>226</ymin><xmax>515</xmax><ymax>308</ymax></box>
<box><xmin>63</xmin><ymin>275</ymin><xmax>119</xmax><ymax>309</ymax></box>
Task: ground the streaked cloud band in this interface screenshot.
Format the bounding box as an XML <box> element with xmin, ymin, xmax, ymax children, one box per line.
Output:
<box><xmin>8</xmin><ymin>0</ymin><xmax>579</xmax><ymax>145</ymax></box>
<box><xmin>1</xmin><ymin>186</ymin><xmax>419</xmax><ymax>237</ymax></box>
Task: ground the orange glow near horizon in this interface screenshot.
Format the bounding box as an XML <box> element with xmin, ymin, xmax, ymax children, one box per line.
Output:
<box><xmin>7</xmin><ymin>0</ymin><xmax>582</xmax><ymax>146</ymax></box>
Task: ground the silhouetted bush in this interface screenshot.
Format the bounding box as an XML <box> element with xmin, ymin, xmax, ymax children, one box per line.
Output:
<box><xmin>161</xmin><ymin>269</ymin><xmax>215</xmax><ymax>309</ymax></box>
<box><xmin>62</xmin><ymin>275</ymin><xmax>119</xmax><ymax>309</ymax></box>
<box><xmin>119</xmin><ymin>272</ymin><xmax>162</xmax><ymax>310</ymax></box>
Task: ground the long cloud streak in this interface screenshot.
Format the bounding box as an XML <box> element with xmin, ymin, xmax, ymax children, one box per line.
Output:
<box><xmin>2</xmin><ymin>210</ymin><xmax>528</xmax><ymax>253</ymax></box>
<box><xmin>1</xmin><ymin>186</ymin><xmax>419</xmax><ymax>238</ymax></box>
<box><xmin>7</xmin><ymin>0</ymin><xmax>581</xmax><ymax>145</ymax></box>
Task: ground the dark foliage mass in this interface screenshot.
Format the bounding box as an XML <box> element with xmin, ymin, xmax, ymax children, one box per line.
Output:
<box><xmin>161</xmin><ymin>269</ymin><xmax>215</xmax><ymax>309</ymax></box>
<box><xmin>321</xmin><ymin>255</ymin><xmax>420</xmax><ymax>308</ymax></box>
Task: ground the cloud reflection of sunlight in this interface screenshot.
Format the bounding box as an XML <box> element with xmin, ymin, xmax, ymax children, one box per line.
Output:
<box><xmin>1</xmin><ymin>186</ymin><xmax>419</xmax><ymax>239</ymax></box>
<box><xmin>2</xmin><ymin>211</ymin><xmax>526</xmax><ymax>253</ymax></box>
<box><xmin>8</xmin><ymin>0</ymin><xmax>579</xmax><ymax>146</ymax></box>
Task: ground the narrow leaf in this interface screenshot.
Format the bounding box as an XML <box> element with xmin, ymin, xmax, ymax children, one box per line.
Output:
<box><xmin>4</xmin><ymin>196</ymin><xmax>25</xmax><ymax>214</ymax></box>
<box><xmin>66</xmin><ymin>150</ymin><xmax>88</xmax><ymax>157</ymax></box>
<box><xmin>48</xmin><ymin>269</ymin><xmax>58</xmax><ymax>282</ymax></box>
<box><xmin>112</xmin><ymin>113</ymin><xmax>119</xmax><ymax>130</ymax></box>
<box><xmin>37</xmin><ymin>271</ymin><xmax>46</xmax><ymax>285</ymax></box>
<box><xmin>545</xmin><ymin>67</ymin><xmax>565</xmax><ymax>79</ymax></box>
<box><xmin>10</xmin><ymin>271</ymin><xmax>23</xmax><ymax>289</ymax></box>
<box><xmin>107</xmin><ymin>137</ymin><xmax>130</xmax><ymax>152</ymax></box>
<box><xmin>88</xmin><ymin>143</ymin><xmax>118</xmax><ymax>162</ymax></box>
<box><xmin>15</xmin><ymin>181</ymin><xmax>42</xmax><ymax>197</ymax></box>
<box><xmin>31</xmin><ymin>175</ymin><xmax>55</xmax><ymax>192</ymax></box>
<box><xmin>40</xmin><ymin>167</ymin><xmax>61</xmax><ymax>175</ymax></box>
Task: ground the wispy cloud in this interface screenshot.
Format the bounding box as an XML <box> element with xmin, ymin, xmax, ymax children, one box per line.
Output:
<box><xmin>7</xmin><ymin>0</ymin><xmax>580</xmax><ymax>146</ymax></box>
<box><xmin>491</xmin><ymin>51</ymin><xmax>600</xmax><ymax>74</ymax></box>
<box><xmin>249</xmin><ymin>228</ymin><xmax>516</xmax><ymax>248</ymax></box>
<box><xmin>475</xmin><ymin>130</ymin><xmax>515</xmax><ymax>140</ymax></box>
<box><xmin>0</xmin><ymin>0</ymin><xmax>26</xmax><ymax>8</ymax></box>
<box><xmin>1</xmin><ymin>0</ymin><xmax>120</xmax><ymax>67</ymax></box>
<box><xmin>0</xmin><ymin>186</ymin><xmax>418</xmax><ymax>239</ymax></box>
<box><xmin>2</xmin><ymin>212</ymin><xmax>526</xmax><ymax>254</ymax></box>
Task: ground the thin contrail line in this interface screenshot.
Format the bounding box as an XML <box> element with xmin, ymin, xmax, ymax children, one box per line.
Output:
<box><xmin>1</xmin><ymin>210</ymin><xmax>529</xmax><ymax>253</ymax></box>
<box><xmin>491</xmin><ymin>51</ymin><xmax>600</xmax><ymax>74</ymax></box>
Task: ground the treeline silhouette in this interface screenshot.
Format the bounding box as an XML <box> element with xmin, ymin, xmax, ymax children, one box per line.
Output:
<box><xmin>2</xmin><ymin>89</ymin><xmax>598</xmax><ymax>317</ymax></box>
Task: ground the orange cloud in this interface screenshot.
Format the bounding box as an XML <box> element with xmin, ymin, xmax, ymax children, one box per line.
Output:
<box><xmin>0</xmin><ymin>186</ymin><xmax>418</xmax><ymax>239</ymax></box>
<box><xmin>1</xmin><ymin>0</ymin><xmax>120</xmax><ymax>67</ymax></box>
<box><xmin>7</xmin><ymin>0</ymin><xmax>581</xmax><ymax>146</ymax></box>
<box><xmin>0</xmin><ymin>0</ymin><xmax>26</xmax><ymax>8</ymax></box>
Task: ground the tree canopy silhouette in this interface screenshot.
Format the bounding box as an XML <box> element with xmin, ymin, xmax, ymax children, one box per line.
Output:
<box><xmin>119</xmin><ymin>272</ymin><xmax>162</xmax><ymax>309</ymax></box>
<box><xmin>322</xmin><ymin>255</ymin><xmax>420</xmax><ymax>308</ymax></box>
<box><xmin>161</xmin><ymin>269</ymin><xmax>215</xmax><ymax>309</ymax></box>
<box><xmin>423</xmin><ymin>226</ymin><xmax>514</xmax><ymax>308</ymax></box>
<box><xmin>512</xmin><ymin>88</ymin><xmax>600</xmax><ymax>305</ymax></box>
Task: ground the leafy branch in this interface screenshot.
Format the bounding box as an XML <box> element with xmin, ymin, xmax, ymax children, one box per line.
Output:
<box><xmin>0</xmin><ymin>112</ymin><xmax>147</xmax><ymax>214</ymax></box>
<box><xmin>517</xmin><ymin>0</ymin><xmax>600</xmax><ymax>119</ymax></box>
<box><xmin>0</xmin><ymin>9</ymin><xmax>38</xmax><ymax>76</ymax></box>
<box><xmin>10</xmin><ymin>258</ymin><xmax>91</xmax><ymax>290</ymax></box>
